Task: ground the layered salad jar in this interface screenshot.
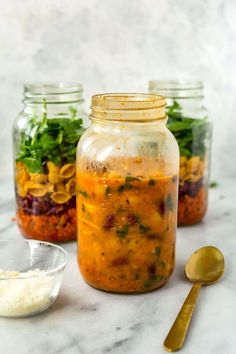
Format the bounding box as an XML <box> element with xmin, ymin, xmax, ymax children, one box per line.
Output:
<box><xmin>76</xmin><ymin>93</ymin><xmax>179</xmax><ymax>293</ymax></box>
<box><xmin>13</xmin><ymin>82</ymin><xmax>87</xmax><ymax>242</ymax></box>
<box><xmin>149</xmin><ymin>81</ymin><xmax>212</xmax><ymax>226</ymax></box>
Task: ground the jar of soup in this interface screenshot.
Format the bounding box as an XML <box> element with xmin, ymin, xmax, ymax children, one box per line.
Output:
<box><xmin>149</xmin><ymin>81</ymin><xmax>212</xmax><ymax>226</ymax></box>
<box><xmin>76</xmin><ymin>93</ymin><xmax>179</xmax><ymax>293</ymax></box>
<box><xmin>13</xmin><ymin>82</ymin><xmax>87</xmax><ymax>242</ymax></box>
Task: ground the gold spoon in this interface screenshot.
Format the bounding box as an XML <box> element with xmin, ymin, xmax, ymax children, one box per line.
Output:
<box><xmin>163</xmin><ymin>246</ymin><xmax>225</xmax><ymax>352</ymax></box>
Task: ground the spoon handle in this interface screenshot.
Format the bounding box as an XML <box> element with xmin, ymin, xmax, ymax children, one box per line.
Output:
<box><xmin>163</xmin><ymin>282</ymin><xmax>202</xmax><ymax>352</ymax></box>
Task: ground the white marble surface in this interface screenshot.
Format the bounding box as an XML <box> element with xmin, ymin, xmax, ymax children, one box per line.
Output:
<box><xmin>0</xmin><ymin>175</ymin><xmax>235</xmax><ymax>354</ymax></box>
<box><xmin>0</xmin><ymin>1</ymin><xmax>236</xmax><ymax>352</ymax></box>
<box><xmin>1</xmin><ymin>0</ymin><xmax>236</xmax><ymax>180</ymax></box>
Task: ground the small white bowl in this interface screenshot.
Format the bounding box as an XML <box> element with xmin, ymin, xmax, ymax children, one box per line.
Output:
<box><xmin>0</xmin><ymin>240</ymin><xmax>68</xmax><ymax>318</ymax></box>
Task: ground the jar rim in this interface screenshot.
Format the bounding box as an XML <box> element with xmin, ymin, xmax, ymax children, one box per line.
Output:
<box><xmin>23</xmin><ymin>82</ymin><xmax>83</xmax><ymax>104</ymax></box>
<box><xmin>90</xmin><ymin>93</ymin><xmax>166</xmax><ymax>122</ymax></box>
<box><xmin>149</xmin><ymin>80</ymin><xmax>204</xmax><ymax>99</ymax></box>
<box><xmin>149</xmin><ymin>80</ymin><xmax>203</xmax><ymax>90</ymax></box>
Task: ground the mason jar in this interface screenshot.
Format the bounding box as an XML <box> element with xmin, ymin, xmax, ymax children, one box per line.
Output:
<box><xmin>149</xmin><ymin>81</ymin><xmax>212</xmax><ymax>226</ymax></box>
<box><xmin>13</xmin><ymin>82</ymin><xmax>87</xmax><ymax>242</ymax></box>
<box><xmin>76</xmin><ymin>93</ymin><xmax>179</xmax><ymax>293</ymax></box>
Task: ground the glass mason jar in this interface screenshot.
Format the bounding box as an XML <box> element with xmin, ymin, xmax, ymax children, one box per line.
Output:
<box><xmin>149</xmin><ymin>81</ymin><xmax>212</xmax><ymax>226</ymax></box>
<box><xmin>76</xmin><ymin>93</ymin><xmax>179</xmax><ymax>293</ymax></box>
<box><xmin>13</xmin><ymin>82</ymin><xmax>87</xmax><ymax>242</ymax></box>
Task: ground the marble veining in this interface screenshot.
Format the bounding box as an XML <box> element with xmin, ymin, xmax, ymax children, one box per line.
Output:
<box><xmin>0</xmin><ymin>177</ymin><xmax>235</xmax><ymax>354</ymax></box>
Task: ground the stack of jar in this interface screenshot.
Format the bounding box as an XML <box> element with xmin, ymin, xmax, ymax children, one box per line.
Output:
<box><xmin>13</xmin><ymin>82</ymin><xmax>212</xmax><ymax>294</ymax></box>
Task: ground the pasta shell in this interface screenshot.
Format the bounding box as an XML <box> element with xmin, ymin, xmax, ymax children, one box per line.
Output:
<box><xmin>47</xmin><ymin>161</ymin><xmax>60</xmax><ymax>174</ymax></box>
<box><xmin>15</xmin><ymin>163</ymin><xmax>29</xmax><ymax>187</ymax></box>
<box><xmin>198</xmin><ymin>161</ymin><xmax>205</xmax><ymax>177</ymax></box>
<box><xmin>46</xmin><ymin>183</ymin><xmax>54</xmax><ymax>193</ymax></box>
<box><xmin>55</xmin><ymin>182</ymin><xmax>66</xmax><ymax>192</ymax></box>
<box><xmin>18</xmin><ymin>186</ymin><xmax>27</xmax><ymax>197</ymax></box>
<box><xmin>30</xmin><ymin>173</ymin><xmax>47</xmax><ymax>183</ymax></box>
<box><xmin>186</xmin><ymin>156</ymin><xmax>200</xmax><ymax>174</ymax></box>
<box><xmin>16</xmin><ymin>162</ymin><xmax>26</xmax><ymax>169</ymax></box>
<box><xmin>24</xmin><ymin>181</ymin><xmax>47</xmax><ymax>197</ymax></box>
<box><xmin>48</xmin><ymin>171</ymin><xmax>64</xmax><ymax>184</ymax></box>
<box><xmin>18</xmin><ymin>170</ymin><xmax>29</xmax><ymax>187</ymax></box>
<box><xmin>60</xmin><ymin>164</ymin><xmax>76</xmax><ymax>178</ymax></box>
<box><xmin>179</xmin><ymin>166</ymin><xmax>186</xmax><ymax>180</ymax></box>
<box><xmin>180</xmin><ymin>156</ymin><xmax>187</xmax><ymax>167</ymax></box>
<box><xmin>50</xmin><ymin>192</ymin><xmax>71</xmax><ymax>204</ymax></box>
<box><xmin>66</xmin><ymin>178</ymin><xmax>76</xmax><ymax>196</ymax></box>
<box><xmin>184</xmin><ymin>174</ymin><xmax>201</xmax><ymax>183</ymax></box>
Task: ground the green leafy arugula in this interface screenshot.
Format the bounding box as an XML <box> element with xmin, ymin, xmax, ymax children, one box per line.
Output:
<box><xmin>166</xmin><ymin>100</ymin><xmax>211</xmax><ymax>158</ymax></box>
<box><xmin>16</xmin><ymin>101</ymin><xmax>85</xmax><ymax>173</ymax></box>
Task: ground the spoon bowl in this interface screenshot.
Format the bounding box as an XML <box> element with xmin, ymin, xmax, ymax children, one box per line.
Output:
<box><xmin>164</xmin><ymin>245</ymin><xmax>225</xmax><ymax>352</ymax></box>
<box><xmin>185</xmin><ymin>246</ymin><xmax>225</xmax><ymax>284</ymax></box>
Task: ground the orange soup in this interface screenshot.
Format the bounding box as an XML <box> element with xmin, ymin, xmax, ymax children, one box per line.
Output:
<box><xmin>77</xmin><ymin>159</ymin><xmax>178</xmax><ymax>293</ymax></box>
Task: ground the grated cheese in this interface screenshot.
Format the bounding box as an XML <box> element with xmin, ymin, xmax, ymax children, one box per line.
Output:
<box><xmin>0</xmin><ymin>269</ymin><xmax>54</xmax><ymax>317</ymax></box>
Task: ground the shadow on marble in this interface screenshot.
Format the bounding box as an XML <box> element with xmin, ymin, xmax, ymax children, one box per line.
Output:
<box><xmin>45</xmin><ymin>293</ymin><xmax>72</xmax><ymax>316</ymax></box>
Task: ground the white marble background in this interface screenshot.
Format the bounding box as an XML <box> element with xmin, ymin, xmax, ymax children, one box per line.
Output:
<box><xmin>0</xmin><ymin>0</ymin><xmax>236</xmax><ymax>180</ymax></box>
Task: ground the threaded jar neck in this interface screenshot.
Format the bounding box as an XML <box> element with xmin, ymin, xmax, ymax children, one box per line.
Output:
<box><xmin>90</xmin><ymin>93</ymin><xmax>166</xmax><ymax>122</ymax></box>
<box><xmin>149</xmin><ymin>80</ymin><xmax>204</xmax><ymax>99</ymax></box>
<box><xmin>23</xmin><ymin>82</ymin><xmax>84</xmax><ymax>104</ymax></box>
